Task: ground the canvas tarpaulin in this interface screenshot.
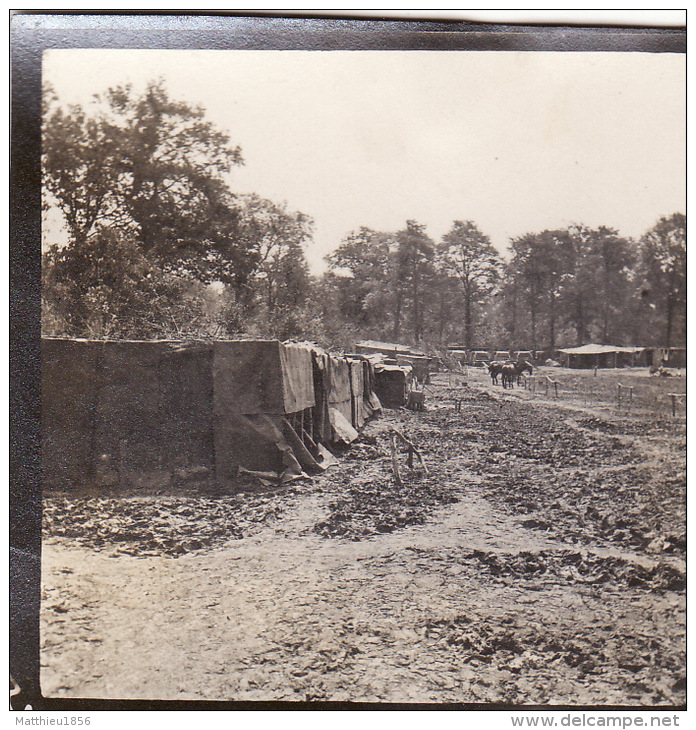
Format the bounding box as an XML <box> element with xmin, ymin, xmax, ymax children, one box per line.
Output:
<box><xmin>279</xmin><ymin>342</ymin><xmax>316</xmax><ymax>414</ymax></box>
<box><xmin>42</xmin><ymin>339</ymin><xmax>215</xmax><ymax>490</ymax></box>
<box><xmin>214</xmin><ymin>412</ymin><xmax>304</xmax><ymax>483</ymax></box>
<box><xmin>328</xmin><ymin>356</ymin><xmax>352</xmax><ymax>427</ymax></box>
<box><xmin>349</xmin><ymin>359</ymin><xmax>365</xmax><ymax>429</ymax></box>
<box><xmin>311</xmin><ymin>350</ymin><xmax>332</xmax><ymax>444</ymax></box>
<box><xmin>158</xmin><ymin>343</ymin><xmax>214</xmax><ymax>472</ymax></box>
<box><xmin>362</xmin><ymin>358</ymin><xmax>383</xmax><ymax>421</ymax></box>
<box><xmin>557</xmin><ymin>344</ymin><xmax>647</xmax><ymax>369</ymax></box>
<box><xmin>329</xmin><ymin>407</ymin><xmax>359</xmax><ymax>444</ymax></box>
<box><xmin>213</xmin><ymin>340</ymin><xmax>316</xmax><ymax>482</ymax></box>
<box><xmin>95</xmin><ymin>341</ymin><xmax>167</xmax><ymax>477</ymax></box>
<box><xmin>212</xmin><ymin>340</ymin><xmax>314</xmax><ymax>417</ymax></box>
<box><xmin>42</xmin><ymin>337</ymin><xmax>364</xmax><ymax>491</ymax></box>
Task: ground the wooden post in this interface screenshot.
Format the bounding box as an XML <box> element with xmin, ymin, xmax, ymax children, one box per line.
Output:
<box><xmin>553</xmin><ymin>381</ymin><xmax>558</xmax><ymax>399</ymax></box>
<box><xmin>390</xmin><ymin>431</ymin><xmax>402</xmax><ymax>485</ymax></box>
<box><xmin>389</xmin><ymin>426</ymin><xmax>429</xmax><ymax>475</ymax></box>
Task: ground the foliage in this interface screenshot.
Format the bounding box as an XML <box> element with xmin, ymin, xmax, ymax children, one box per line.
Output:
<box><xmin>393</xmin><ymin>221</ymin><xmax>436</xmax><ymax>344</ymax></box>
<box><xmin>317</xmin><ymin>214</ymin><xmax>684</xmax><ymax>353</ymax></box>
<box><xmin>40</xmin><ymin>82</ymin><xmax>685</xmax><ymax>349</ymax></box>
<box><xmin>439</xmin><ymin>220</ymin><xmax>503</xmax><ymax>349</ymax></box>
<box><xmin>42</xmin><ymin>80</ymin><xmax>318</xmax><ymax>341</ymax></box>
<box><xmin>41</xmin><ymin>229</ymin><xmax>222</xmax><ymax>339</ymax></box>
<box><xmin>639</xmin><ymin>213</ymin><xmax>686</xmax><ymax>348</ymax></box>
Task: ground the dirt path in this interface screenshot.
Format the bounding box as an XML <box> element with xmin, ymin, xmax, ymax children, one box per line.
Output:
<box><xmin>41</xmin><ymin>375</ymin><xmax>686</xmax><ymax>705</ymax></box>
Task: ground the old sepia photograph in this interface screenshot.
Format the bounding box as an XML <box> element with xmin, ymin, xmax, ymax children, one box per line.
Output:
<box><xmin>14</xmin><ymin>14</ymin><xmax>686</xmax><ymax>709</ymax></box>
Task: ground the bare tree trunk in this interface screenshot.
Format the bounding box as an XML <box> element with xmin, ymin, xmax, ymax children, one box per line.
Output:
<box><xmin>464</xmin><ymin>289</ymin><xmax>472</xmax><ymax>349</ymax></box>
<box><xmin>601</xmin><ymin>266</ymin><xmax>610</xmax><ymax>344</ymax></box>
<box><xmin>393</xmin><ymin>288</ymin><xmax>402</xmax><ymax>340</ymax></box>
<box><xmin>549</xmin><ymin>295</ymin><xmax>556</xmax><ymax>351</ymax></box>
<box><xmin>438</xmin><ymin>291</ymin><xmax>446</xmax><ymax>344</ymax></box>
<box><xmin>576</xmin><ymin>298</ymin><xmax>586</xmax><ymax>345</ymax></box>
<box><xmin>602</xmin><ymin>308</ymin><xmax>609</xmax><ymax>344</ymax></box>
<box><xmin>530</xmin><ymin>296</ymin><xmax>537</xmax><ymax>352</ymax></box>
<box><xmin>412</xmin><ymin>265</ymin><xmax>421</xmax><ymax>344</ymax></box>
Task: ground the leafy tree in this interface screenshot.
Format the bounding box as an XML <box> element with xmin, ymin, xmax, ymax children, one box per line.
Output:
<box><xmin>640</xmin><ymin>213</ymin><xmax>686</xmax><ymax>347</ymax></box>
<box><xmin>42</xmin><ymin>81</ymin><xmax>321</xmax><ymax>341</ymax></box>
<box><xmin>104</xmin><ymin>80</ymin><xmax>243</xmax><ymax>259</ymax></box>
<box><xmin>325</xmin><ymin>227</ymin><xmax>394</xmax><ymax>329</ymax></box>
<box><xmin>43</xmin><ymin>79</ymin><xmax>243</xmax><ymax>262</ymax></box>
<box><xmin>555</xmin><ymin>225</ymin><xmax>639</xmax><ymax>346</ymax></box>
<box><xmin>507</xmin><ymin>230</ymin><xmax>569</xmax><ymax>350</ymax></box>
<box><xmin>509</xmin><ymin>233</ymin><xmax>548</xmax><ymax>351</ymax></box>
<box><xmin>41</xmin><ymin>229</ymin><xmax>217</xmax><ymax>339</ymax></box>
<box><xmin>593</xmin><ymin>228</ymin><xmax>636</xmax><ymax>344</ymax></box>
<box><xmin>394</xmin><ymin>221</ymin><xmax>436</xmax><ymax>344</ymax></box>
<box><xmin>439</xmin><ymin>220</ymin><xmax>502</xmax><ymax>349</ymax></box>
<box><xmin>430</xmin><ymin>270</ymin><xmax>463</xmax><ymax>345</ymax></box>
<box><xmin>234</xmin><ymin>195</ymin><xmax>313</xmax><ymax>315</ymax></box>
<box><xmin>42</xmin><ymin>86</ymin><xmax>121</xmax><ymax>247</ymax></box>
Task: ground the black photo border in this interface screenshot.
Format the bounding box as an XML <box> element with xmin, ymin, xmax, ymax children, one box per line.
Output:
<box><xmin>10</xmin><ymin>11</ymin><xmax>686</xmax><ymax>712</ymax></box>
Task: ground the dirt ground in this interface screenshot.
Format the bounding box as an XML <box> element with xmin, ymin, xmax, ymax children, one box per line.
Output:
<box><xmin>40</xmin><ymin>367</ymin><xmax>686</xmax><ymax>706</ymax></box>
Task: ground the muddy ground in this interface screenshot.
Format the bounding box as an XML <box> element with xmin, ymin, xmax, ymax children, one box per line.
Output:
<box><xmin>40</xmin><ymin>368</ymin><xmax>686</xmax><ymax>706</ymax></box>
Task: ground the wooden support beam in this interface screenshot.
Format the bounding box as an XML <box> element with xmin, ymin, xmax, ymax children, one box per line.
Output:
<box><xmin>389</xmin><ymin>431</ymin><xmax>402</xmax><ymax>486</ymax></box>
<box><xmin>388</xmin><ymin>426</ymin><xmax>429</xmax><ymax>475</ymax></box>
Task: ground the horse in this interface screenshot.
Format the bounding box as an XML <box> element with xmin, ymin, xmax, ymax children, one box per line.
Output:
<box><xmin>487</xmin><ymin>361</ymin><xmax>504</xmax><ymax>385</ymax></box>
<box><xmin>501</xmin><ymin>363</ymin><xmax>517</xmax><ymax>389</ymax></box>
<box><xmin>514</xmin><ymin>360</ymin><xmax>533</xmax><ymax>385</ymax></box>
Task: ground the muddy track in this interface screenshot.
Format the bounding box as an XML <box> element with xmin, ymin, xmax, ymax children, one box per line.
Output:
<box><xmin>40</xmin><ymin>372</ymin><xmax>686</xmax><ymax>705</ymax></box>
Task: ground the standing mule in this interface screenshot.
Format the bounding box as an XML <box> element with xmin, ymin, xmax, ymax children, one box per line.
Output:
<box><xmin>501</xmin><ymin>363</ymin><xmax>517</xmax><ymax>389</ymax></box>
<box><xmin>514</xmin><ymin>360</ymin><xmax>533</xmax><ymax>385</ymax></box>
<box><xmin>488</xmin><ymin>361</ymin><xmax>504</xmax><ymax>385</ymax></box>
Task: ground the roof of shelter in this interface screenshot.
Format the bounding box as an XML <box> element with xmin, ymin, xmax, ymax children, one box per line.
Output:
<box><xmin>356</xmin><ymin>340</ymin><xmax>426</xmax><ymax>356</ymax></box>
<box><xmin>557</xmin><ymin>344</ymin><xmax>645</xmax><ymax>355</ymax></box>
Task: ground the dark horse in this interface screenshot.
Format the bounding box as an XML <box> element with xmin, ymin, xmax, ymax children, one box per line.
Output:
<box><xmin>501</xmin><ymin>360</ymin><xmax>533</xmax><ymax>389</ymax></box>
<box><xmin>490</xmin><ymin>359</ymin><xmax>534</xmax><ymax>388</ymax></box>
<box><xmin>514</xmin><ymin>360</ymin><xmax>533</xmax><ymax>385</ymax></box>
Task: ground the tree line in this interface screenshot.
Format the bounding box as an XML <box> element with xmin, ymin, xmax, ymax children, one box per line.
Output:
<box><xmin>318</xmin><ymin>215</ymin><xmax>685</xmax><ymax>352</ymax></box>
<box><xmin>42</xmin><ymin>81</ymin><xmax>686</xmax><ymax>352</ymax></box>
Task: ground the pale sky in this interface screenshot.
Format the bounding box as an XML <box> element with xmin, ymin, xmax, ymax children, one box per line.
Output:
<box><xmin>43</xmin><ymin>49</ymin><xmax>685</xmax><ymax>274</ymax></box>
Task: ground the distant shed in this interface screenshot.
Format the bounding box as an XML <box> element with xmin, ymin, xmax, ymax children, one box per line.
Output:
<box><xmin>373</xmin><ymin>362</ymin><xmax>413</xmax><ymax>407</ymax></box>
<box><xmin>557</xmin><ymin>344</ymin><xmax>645</xmax><ymax>369</ymax></box>
<box><xmin>355</xmin><ymin>339</ymin><xmax>425</xmax><ymax>358</ymax></box>
<box><xmin>355</xmin><ymin>340</ymin><xmax>432</xmax><ymax>382</ymax></box>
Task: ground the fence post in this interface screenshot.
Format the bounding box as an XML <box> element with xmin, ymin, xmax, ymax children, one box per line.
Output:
<box><xmin>554</xmin><ymin>381</ymin><xmax>558</xmax><ymax>399</ymax></box>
